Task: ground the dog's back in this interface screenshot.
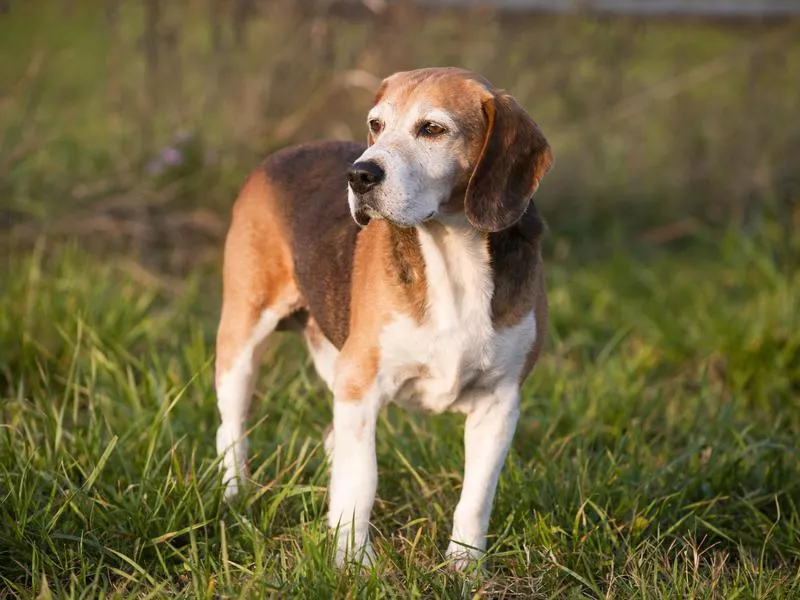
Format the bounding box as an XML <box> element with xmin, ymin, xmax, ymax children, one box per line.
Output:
<box><xmin>223</xmin><ymin>140</ymin><xmax>365</xmax><ymax>354</ymax></box>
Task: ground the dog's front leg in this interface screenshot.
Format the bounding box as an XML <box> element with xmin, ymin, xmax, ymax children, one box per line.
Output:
<box><xmin>447</xmin><ymin>385</ymin><xmax>520</xmax><ymax>569</ymax></box>
<box><xmin>328</xmin><ymin>385</ymin><xmax>380</xmax><ymax>567</ymax></box>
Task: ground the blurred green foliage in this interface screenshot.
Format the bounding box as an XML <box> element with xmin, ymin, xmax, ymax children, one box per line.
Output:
<box><xmin>1</xmin><ymin>0</ymin><xmax>798</xmax><ymax>242</ymax></box>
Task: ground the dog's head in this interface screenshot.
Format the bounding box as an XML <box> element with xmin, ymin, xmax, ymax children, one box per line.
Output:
<box><xmin>347</xmin><ymin>67</ymin><xmax>553</xmax><ymax>231</ymax></box>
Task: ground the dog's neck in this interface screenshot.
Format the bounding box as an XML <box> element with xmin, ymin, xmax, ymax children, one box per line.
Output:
<box><xmin>382</xmin><ymin>205</ymin><xmax>543</xmax><ymax>329</ymax></box>
<box><xmin>421</xmin><ymin>218</ymin><xmax>493</xmax><ymax>328</ymax></box>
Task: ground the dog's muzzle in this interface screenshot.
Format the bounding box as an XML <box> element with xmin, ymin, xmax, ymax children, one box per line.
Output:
<box><xmin>348</xmin><ymin>160</ymin><xmax>385</xmax><ymax>227</ymax></box>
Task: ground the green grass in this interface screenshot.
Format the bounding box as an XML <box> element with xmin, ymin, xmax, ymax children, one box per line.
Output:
<box><xmin>2</xmin><ymin>219</ymin><xmax>799</xmax><ymax>598</ymax></box>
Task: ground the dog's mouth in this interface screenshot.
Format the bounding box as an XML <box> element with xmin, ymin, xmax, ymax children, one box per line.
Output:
<box><xmin>385</xmin><ymin>211</ymin><xmax>437</xmax><ymax>229</ymax></box>
<box><xmin>352</xmin><ymin>204</ymin><xmax>383</xmax><ymax>228</ymax></box>
<box><xmin>352</xmin><ymin>203</ymin><xmax>437</xmax><ymax>229</ymax></box>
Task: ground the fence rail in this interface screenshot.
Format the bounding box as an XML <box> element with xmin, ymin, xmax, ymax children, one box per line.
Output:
<box><xmin>353</xmin><ymin>0</ymin><xmax>800</xmax><ymax>17</ymax></box>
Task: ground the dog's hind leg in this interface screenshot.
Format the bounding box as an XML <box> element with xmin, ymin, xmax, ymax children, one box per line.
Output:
<box><xmin>215</xmin><ymin>301</ymin><xmax>286</xmax><ymax>498</ymax></box>
<box><xmin>214</xmin><ymin>173</ymin><xmax>299</xmax><ymax>498</ymax></box>
<box><xmin>302</xmin><ymin>317</ymin><xmax>339</xmax><ymax>461</ymax></box>
<box><xmin>303</xmin><ymin>317</ymin><xmax>338</xmax><ymax>393</ymax></box>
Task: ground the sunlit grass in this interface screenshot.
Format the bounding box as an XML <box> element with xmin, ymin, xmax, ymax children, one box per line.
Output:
<box><xmin>2</xmin><ymin>222</ymin><xmax>798</xmax><ymax>598</ymax></box>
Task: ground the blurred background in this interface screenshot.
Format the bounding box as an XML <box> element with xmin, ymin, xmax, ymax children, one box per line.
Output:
<box><xmin>2</xmin><ymin>0</ymin><xmax>798</xmax><ymax>274</ymax></box>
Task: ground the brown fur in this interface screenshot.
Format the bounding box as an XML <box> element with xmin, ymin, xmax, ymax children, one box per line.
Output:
<box><xmin>488</xmin><ymin>205</ymin><xmax>546</xmax><ymax>329</ymax></box>
<box><xmin>264</xmin><ymin>141</ymin><xmax>365</xmax><ymax>349</ymax></box>
<box><xmin>334</xmin><ymin>220</ymin><xmax>428</xmax><ymax>401</ymax></box>
<box><xmin>215</xmin><ymin>141</ymin><xmax>364</xmax><ymax>386</ymax></box>
<box><xmin>465</xmin><ymin>88</ymin><xmax>553</xmax><ymax>232</ymax></box>
<box><xmin>215</xmin><ymin>170</ymin><xmax>299</xmax><ymax>381</ymax></box>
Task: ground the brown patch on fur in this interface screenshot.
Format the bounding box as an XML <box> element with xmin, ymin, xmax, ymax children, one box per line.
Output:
<box><xmin>334</xmin><ymin>220</ymin><xmax>428</xmax><ymax>401</ymax></box>
<box><xmin>217</xmin><ymin>140</ymin><xmax>364</xmax><ymax>385</ymax></box>
<box><xmin>376</xmin><ymin>67</ymin><xmax>492</xmax><ymax>106</ymax></box>
<box><xmin>487</xmin><ymin>203</ymin><xmax>549</xmax><ymax>385</ymax></box>
<box><xmin>488</xmin><ymin>204</ymin><xmax>546</xmax><ymax>328</ymax></box>
<box><xmin>523</xmin><ymin>267</ymin><xmax>549</xmax><ymax>382</ymax></box>
<box><xmin>387</xmin><ymin>226</ymin><xmax>428</xmax><ymax>321</ymax></box>
<box><xmin>215</xmin><ymin>169</ymin><xmax>299</xmax><ymax>381</ymax></box>
<box><xmin>262</xmin><ymin>140</ymin><xmax>366</xmax><ymax>349</ymax></box>
<box><xmin>337</xmin><ymin>346</ymin><xmax>380</xmax><ymax>401</ymax></box>
<box><xmin>488</xmin><ymin>205</ymin><xmax>549</xmax><ymax>384</ymax></box>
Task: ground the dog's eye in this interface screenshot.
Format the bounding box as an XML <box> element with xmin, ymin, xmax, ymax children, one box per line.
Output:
<box><xmin>368</xmin><ymin>119</ymin><xmax>383</xmax><ymax>136</ymax></box>
<box><xmin>420</xmin><ymin>122</ymin><xmax>446</xmax><ymax>137</ymax></box>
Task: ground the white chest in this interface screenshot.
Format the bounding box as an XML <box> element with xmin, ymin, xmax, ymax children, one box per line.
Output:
<box><xmin>375</xmin><ymin>224</ymin><xmax>536</xmax><ymax>413</ymax></box>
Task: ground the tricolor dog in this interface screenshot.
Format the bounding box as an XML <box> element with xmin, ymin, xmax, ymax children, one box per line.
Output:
<box><xmin>214</xmin><ymin>67</ymin><xmax>553</xmax><ymax>568</ymax></box>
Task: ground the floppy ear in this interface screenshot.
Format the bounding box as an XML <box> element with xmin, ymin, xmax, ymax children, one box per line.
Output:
<box><xmin>465</xmin><ymin>93</ymin><xmax>553</xmax><ymax>232</ymax></box>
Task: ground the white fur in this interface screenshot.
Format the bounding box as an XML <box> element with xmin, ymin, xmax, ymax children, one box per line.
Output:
<box><xmin>380</xmin><ymin>219</ymin><xmax>495</xmax><ymax>413</ymax></box>
<box><xmin>216</xmin><ymin>297</ymin><xmax>296</xmax><ymax>498</ymax></box>
<box><xmin>304</xmin><ymin>328</ymin><xmax>338</xmax><ymax>392</ymax></box>
<box><xmin>348</xmin><ymin>102</ymin><xmax>471</xmax><ymax>227</ymax></box>
<box><xmin>446</xmin><ymin>384</ymin><xmax>520</xmax><ymax>567</ymax></box>
<box><xmin>329</xmin><ymin>389</ymin><xmax>381</xmax><ymax>566</ymax></box>
<box><xmin>329</xmin><ymin>217</ymin><xmax>537</xmax><ymax>567</ymax></box>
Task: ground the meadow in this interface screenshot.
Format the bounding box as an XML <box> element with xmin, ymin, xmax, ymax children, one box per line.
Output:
<box><xmin>1</xmin><ymin>1</ymin><xmax>799</xmax><ymax>598</ymax></box>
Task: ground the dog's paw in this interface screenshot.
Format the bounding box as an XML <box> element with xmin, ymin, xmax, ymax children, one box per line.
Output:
<box><xmin>219</xmin><ymin>457</ymin><xmax>248</xmax><ymax>500</ymax></box>
<box><xmin>445</xmin><ymin>541</ymin><xmax>485</xmax><ymax>572</ymax></box>
<box><xmin>217</xmin><ymin>428</ymin><xmax>248</xmax><ymax>500</ymax></box>
<box><xmin>335</xmin><ymin>535</ymin><xmax>375</xmax><ymax>569</ymax></box>
<box><xmin>221</xmin><ymin>472</ymin><xmax>245</xmax><ymax>500</ymax></box>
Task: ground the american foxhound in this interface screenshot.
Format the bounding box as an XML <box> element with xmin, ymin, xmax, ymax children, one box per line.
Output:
<box><xmin>215</xmin><ymin>67</ymin><xmax>552</xmax><ymax>568</ymax></box>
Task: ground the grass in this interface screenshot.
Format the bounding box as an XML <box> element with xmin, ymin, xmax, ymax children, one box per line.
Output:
<box><xmin>2</xmin><ymin>218</ymin><xmax>799</xmax><ymax>598</ymax></box>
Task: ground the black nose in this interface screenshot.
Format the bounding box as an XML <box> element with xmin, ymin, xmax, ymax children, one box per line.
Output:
<box><xmin>348</xmin><ymin>161</ymin><xmax>385</xmax><ymax>195</ymax></box>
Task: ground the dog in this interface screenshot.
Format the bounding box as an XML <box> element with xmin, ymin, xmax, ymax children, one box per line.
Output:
<box><xmin>214</xmin><ymin>67</ymin><xmax>552</xmax><ymax>568</ymax></box>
